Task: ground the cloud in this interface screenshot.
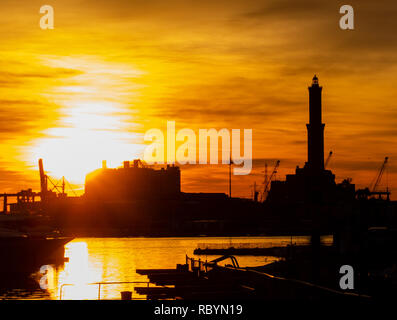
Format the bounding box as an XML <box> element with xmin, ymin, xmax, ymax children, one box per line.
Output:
<box><xmin>0</xmin><ymin>0</ymin><xmax>396</xmax><ymax>198</ymax></box>
<box><xmin>0</xmin><ymin>167</ymin><xmax>39</xmax><ymax>192</ymax></box>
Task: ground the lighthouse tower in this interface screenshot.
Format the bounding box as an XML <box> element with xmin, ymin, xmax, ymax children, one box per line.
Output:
<box><xmin>306</xmin><ymin>75</ymin><xmax>325</xmax><ymax>171</ymax></box>
<box><xmin>265</xmin><ymin>75</ymin><xmax>353</xmax><ymax>206</ymax></box>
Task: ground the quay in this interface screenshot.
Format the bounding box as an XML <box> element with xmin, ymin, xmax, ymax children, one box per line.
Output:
<box><xmin>135</xmin><ymin>255</ymin><xmax>370</xmax><ymax>300</ymax></box>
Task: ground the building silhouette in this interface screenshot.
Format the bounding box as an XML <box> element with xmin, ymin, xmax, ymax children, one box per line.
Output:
<box><xmin>85</xmin><ymin>160</ymin><xmax>181</xmax><ymax>201</ymax></box>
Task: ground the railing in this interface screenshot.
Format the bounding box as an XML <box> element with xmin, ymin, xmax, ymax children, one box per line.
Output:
<box><xmin>59</xmin><ymin>281</ymin><xmax>153</xmax><ymax>300</ymax></box>
<box><xmin>186</xmin><ymin>255</ymin><xmax>208</xmax><ymax>274</ymax></box>
<box><xmin>226</xmin><ymin>266</ymin><xmax>371</xmax><ymax>300</ymax></box>
<box><xmin>185</xmin><ymin>254</ymin><xmax>240</xmax><ymax>275</ymax></box>
<box><xmin>186</xmin><ymin>255</ymin><xmax>370</xmax><ymax>300</ymax></box>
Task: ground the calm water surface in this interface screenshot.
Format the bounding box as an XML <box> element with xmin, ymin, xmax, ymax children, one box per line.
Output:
<box><xmin>0</xmin><ymin>236</ymin><xmax>326</xmax><ymax>300</ymax></box>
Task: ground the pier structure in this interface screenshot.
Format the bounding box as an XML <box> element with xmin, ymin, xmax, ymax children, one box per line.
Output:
<box><xmin>0</xmin><ymin>189</ymin><xmax>39</xmax><ymax>214</ymax></box>
<box><xmin>135</xmin><ymin>255</ymin><xmax>369</xmax><ymax>300</ymax></box>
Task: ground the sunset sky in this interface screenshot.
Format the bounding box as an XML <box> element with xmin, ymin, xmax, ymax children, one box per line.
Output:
<box><xmin>0</xmin><ymin>0</ymin><xmax>396</xmax><ymax>198</ymax></box>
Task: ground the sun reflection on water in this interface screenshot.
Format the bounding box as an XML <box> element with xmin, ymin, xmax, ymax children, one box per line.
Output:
<box><xmin>41</xmin><ymin>236</ymin><xmax>322</xmax><ymax>300</ymax></box>
<box><xmin>56</xmin><ymin>241</ymin><xmax>102</xmax><ymax>300</ymax></box>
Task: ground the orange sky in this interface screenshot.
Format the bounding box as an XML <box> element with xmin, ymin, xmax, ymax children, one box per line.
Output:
<box><xmin>0</xmin><ymin>0</ymin><xmax>396</xmax><ymax>199</ymax></box>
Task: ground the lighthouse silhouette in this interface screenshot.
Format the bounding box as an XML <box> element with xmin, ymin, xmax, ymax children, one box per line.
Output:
<box><xmin>306</xmin><ymin>75</ymin><xmax>325</xmax><ymax>171</ymax></box>
<box><xmin>265</xmin><ymin>75</ymin><xmax>353</xmax><ymax>205</ymax></box>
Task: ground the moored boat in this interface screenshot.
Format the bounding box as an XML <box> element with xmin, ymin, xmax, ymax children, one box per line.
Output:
<box><xmin>0</xmin><ymin>225</ymin><xmax>73</xmax><ymax>273</ymax></box>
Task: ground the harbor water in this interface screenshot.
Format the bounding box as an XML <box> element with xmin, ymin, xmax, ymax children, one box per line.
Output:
<box><xmin>0</xmin><ymin>236</ymin><xmax>330</xmax><ymax>300</ymax></box>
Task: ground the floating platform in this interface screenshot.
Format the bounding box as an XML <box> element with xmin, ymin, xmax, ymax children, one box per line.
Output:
<box><xmin>193</xmin><ymin>243</ymin><xmax>335</xmax><ymax>257</ymax></box>
<box><xmin>193</xmin><ymin>246</ymin><xmax>289</xmax><ymax>256</ymax></box>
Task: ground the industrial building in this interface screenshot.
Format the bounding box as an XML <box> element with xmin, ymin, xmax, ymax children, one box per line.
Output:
<box><xmin>85</xmin><ymin>159</ymin><xmax>181</xmax><ymax>201</ymax></box>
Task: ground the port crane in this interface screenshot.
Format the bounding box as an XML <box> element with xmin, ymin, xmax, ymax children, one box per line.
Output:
<box><xmin>370</xmin><ymin>156</ymin><xmax>388</xmax><ymax>193</ymax></box>
<box><xmin>39</xmin><ymin>159</ymin><xmax>77</xmax><ymax>201</ymax></box>
<box><xmin>356</xmin><ymin>156</ymin><xmax>390</xmax><ymax>200</ymax></box>
<box><xmin>0</xmin><ymin>159</ymin><xmax>52</xmax><ymax>214</ymax></box>
<box><xmin>261</xmin><ymin>160</ymin><xmax>280</xmax><ymax>202</ymax></box>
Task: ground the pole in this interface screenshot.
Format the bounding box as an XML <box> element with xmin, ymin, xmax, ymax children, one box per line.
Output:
<box><xmin>229</xmin><ymin>158</ymin><xmax>232</xmax><ymax>198</ymax></box>
<box><xmin>3</xmin><ymin>194</ymin><xmax>7</xmax><ymax>214</ymax></box>
<box><xmin>38</xmin><ymin>159</ymin><xmax>47</xmax><ymax>200</ymax></box>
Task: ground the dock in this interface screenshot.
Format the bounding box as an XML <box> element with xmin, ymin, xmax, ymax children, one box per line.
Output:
<box><xmin>136</xmin><ymin>255</ymin><xmax>371</xmax><ymax>300</ymax></box>
<box><xmin>193</xmin><ymin>241</ymin><xmax>334</xmax><ymax>257</ymax></box>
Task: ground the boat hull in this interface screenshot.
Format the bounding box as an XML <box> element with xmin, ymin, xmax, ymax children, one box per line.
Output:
<box><xmin>0</xmin><ymin>237</ymin><xmax>73</xmax><ymax>273</ymax></box>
